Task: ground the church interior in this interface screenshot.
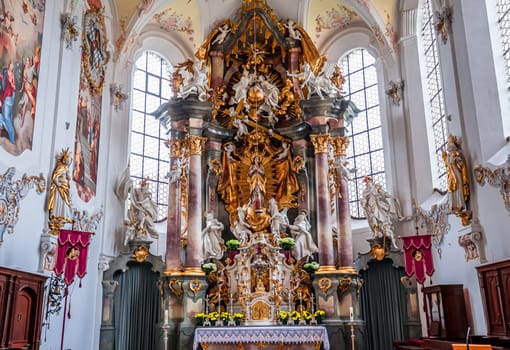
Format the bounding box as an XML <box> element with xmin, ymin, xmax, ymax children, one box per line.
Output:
<box><xmin>1</xmin><ymin>0</ymin><xmax>510</xmax><ymax>349</ymax></box>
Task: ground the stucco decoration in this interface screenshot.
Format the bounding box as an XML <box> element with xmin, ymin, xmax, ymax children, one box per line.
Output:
<box><xmin>110</xmin><ymin>83</ymin><xmax>128</xmax><ymax>111</ymax></box>
<box><xmin>412</xmin><ymin>200</ymin><xmax>450</xmax><ymax>247</ymax></box>
<box><xmin>0</xmin><ymin>167</ymin><xmax>45</xmax><ymax>245</ymax></box>
<box><xmin>434</xmin><ymin>6</ymin><xmax>452</xmax><ymax>45</ymax></box>
<box><xmin>386</xmin><ymin>80</ymin><xmax>404</xmax><ymax>106</ymax></box>
<box><xmin>61</xmin><ymin>13</ymin><xmax>79</xmax><ymax>49</ymax></box>
<box><xmin>457</xmin><ymin>219</ymin><xmax>486</xmax><ymax>263</ymax></box>
<box><xmin>474</xmin><ymin>155</ymin><xmax>510</xmax><ymax>215</ymax></box>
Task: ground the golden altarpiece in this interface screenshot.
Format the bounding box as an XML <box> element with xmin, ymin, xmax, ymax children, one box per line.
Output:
<box><xmin>107</xmin><ymin>1</ymin><xmax>369</xmax><ymax>349</ymax></box>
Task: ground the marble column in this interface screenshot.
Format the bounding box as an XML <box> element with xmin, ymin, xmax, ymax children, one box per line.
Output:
<box><xmin>287</xmin><ymin>44</ymin><xmax>304</xmax><ymax>99</ymax></box>
<box><xmin>330</xmin><ymin>136</ymin><xmax>353</xmax><ymax>268</ymax></box>
<box><xmin>310</xmin><ymin>133</ymin><xmax>335</xmax><ymax>268</ymax></box>
<box><xmin>165</xmin><ymin>138</ymin><xmax>184</xmax><ymax>271</ymax></box>
<box><xmin>186</xmin><ymin>135</ymin><xmax>208</xmax><ymax>269</ymax></box>
<box><xmin>210</xmin><ymin>50</ymin><xmax>224</xmax><ymax>90</ymax></box>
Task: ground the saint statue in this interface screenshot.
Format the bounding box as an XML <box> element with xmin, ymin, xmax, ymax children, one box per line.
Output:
<box><xmin>126</xmin><ymin>178</ymin><xmax>159</xmax><ymax>244</ymax></box>
<box><xmin>442</xmin><ymin>135</ymin><xmax>469</xmax><ymax>213</ymax></box>
<box><xmin>288</xmin><ymin>209</ymin><xmax>318</xmax><ymax>260</ymax></box>
<box><xmin>202</xmin><ymin>212</ymin><xmax>225</xmax><ymax>261</ymax></box>
<box><xmin>48</xmin><ymin>149</ymin><xmax>73</xmax><ymax>223</ymax></box>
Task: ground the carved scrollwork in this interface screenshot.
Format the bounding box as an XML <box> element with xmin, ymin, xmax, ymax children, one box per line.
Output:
<box><xmin>189</xmin><ymin>279</ymin><xmax>202</xmax><ymax>297</ymax></box>
<box><xmin>310</xmin><ymin>134</ymin><xmax>330</xmax><ymax>154</ymax></box>
<box><xmin>132</xmin><ymin>246</ymin><xmax>150</xmax><ymax>263</ymax></box>
<box><xmin>317</xmin><ymin>277</ymin><xmax>332</xmax><ymax>295</ymax></box>
<box><xmin>168</xmin><ymin>279</ymin><xmax>184</xmax><ymax>297</ymax></box>
<box><xmin>0</xmin><ymin>167</ymin><xmax>45</xmax><ymax>245</ymax></box>
<box><xmin>474</xmin><ymin>155</ymin><xmax>510</xmax><ymax>214</ymax></box>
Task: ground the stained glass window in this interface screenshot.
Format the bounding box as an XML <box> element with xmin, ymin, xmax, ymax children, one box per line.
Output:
<box><xmin>130</xmin><ymin>51</ymin><xmax>172</xmax><ymax>221</ymax></box>
<box><xmin>338</xmin><ymin>49</ymin><xmax>385</xmax><ymax>218</ymax></box>
<box><xmin>422</xmin><ymin>0</ymin><xmax>449</xmax><ymax>191</ymax></box>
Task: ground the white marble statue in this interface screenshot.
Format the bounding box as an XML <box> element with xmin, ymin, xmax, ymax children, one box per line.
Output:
<box><xmin>284</xmin><ymin>19</ymin><xmax>302</xmax><ymax>40</ymax></box>
<box><xmin>230</xmin><ymin>70</ymin><xmax>254</xmax><ymax>104</ymax></box>
<box><xmin>126</xmin><ymin>178</ymin><xmax>159</xmax><ymax>244</ymax></box>
<box><xmin>288</xmin><ymin>209</ymin><xmax>318</xmax><ymax>260</ymax></box>
<box><xmin>202</xmin><ymin>212</ymin><xmax>225</xmax><ymax>261</ymax></box>
<box><xmin>289</xmin><ymin>62</ymin><xmax>342</xmax><ymax>99</ymax></box>
<box><xmin>233</xmin><ymin>117</ymin><xmax>249</xmax><ymax>141</ymax></box>
<box><xmin>178</xmin><ymin>59</ymin><xmax>210</xmax><ymax>101</ymax></box>
<box><xmin>268</xmin><ymin>198</ymin><xmax>288</xmax><ymax>239</ymax></box>
<box><xmin>361</xmin><ymin>177</ymin><xmax>402</xmax><ymax>248</ymax></box>
<box><xmin>212</xmin><ymin>23</ymin><xmax>231</xmax><ymax>45</ymax></box>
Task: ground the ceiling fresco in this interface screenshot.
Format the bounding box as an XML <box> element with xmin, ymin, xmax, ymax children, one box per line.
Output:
<box><xmin>109</xmin><ymin>0</ymin><xmax>399</xmax><ymax>60</ymax></box>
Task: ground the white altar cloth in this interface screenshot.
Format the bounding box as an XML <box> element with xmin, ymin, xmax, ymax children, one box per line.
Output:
<box><xmin>193</xmin><ymin>325</ymin><xmax>330</xmax><ymax>350</ymax></box>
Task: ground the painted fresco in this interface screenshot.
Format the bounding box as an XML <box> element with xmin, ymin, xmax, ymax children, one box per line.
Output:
<box><xmin>73</xmin><ymin>2</ymin><xmax>109</xmax><ymax>202</ymax></box>
<box><xmin>0</xmin><ymin>0</ymin><xmax>45</xmax><ymax>155</ymax></box>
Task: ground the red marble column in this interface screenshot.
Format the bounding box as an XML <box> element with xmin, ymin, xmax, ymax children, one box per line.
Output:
<box><xmin>185</xmin><ymin>135</ymin><xmax>208</xmax><ymax>269</ymax></box>
<box><xmin>210</xmin><ymin>51</ymin><xmax>224</xmax><ymax>90</ymax></box>
<box><xmin>331</xmin><ymin>136</ymin><xmax>353</xmax><ymax>268</ymax></box>
<box><xmin>310</xmin><ymin>134</ymin><xmax>335</xmax><ymax>268</ymax></box>
<box><xmin>165</xmin><ymin>138</ymin><xmax>184</xmax><ymax>272</ymax></box>
<box><xmin>287</xmin><ymin>46</ymin><xmax>304</xmax><ymax>99</ymax></box>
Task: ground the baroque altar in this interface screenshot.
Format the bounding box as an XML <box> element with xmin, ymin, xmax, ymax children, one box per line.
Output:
<box><xmin>146</xmin><ymin>0</ymin><xmax>364</xmax><ymax>349</ymax></box>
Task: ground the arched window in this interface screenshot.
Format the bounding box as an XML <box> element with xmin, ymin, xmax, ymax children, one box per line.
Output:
<box><xmin>130</xmin><ymin>51</ymin><xmax>172</xmax><ymax>221</ymax></box>
<box><xmin>496</xmin><ymin>0</ymin><xmax>510</xmax><ymax>85</ymax></box>
<box><xmin>421</xmin><ymin>0</ymin><xmax>449</xmax><ymax>191</ymax></box>
<box><xmin>338</xmin><ymin>48</ymin><xmax>385</xmax><ymax>218</ymax></box>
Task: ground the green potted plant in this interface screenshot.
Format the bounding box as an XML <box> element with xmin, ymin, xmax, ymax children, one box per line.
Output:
<box><xmin>201</xmin><ymin>262</ymin><xmax>217</xmax><ymax>275</ymax></box>
<box><xmin>303</xmin><ymin>261</ymin><xmax>320</xmax><ymax>274</ymax></box>
<box><xmin>278</xmin><ymin>237</ymin><xmax>295</xmax><ymax>250</ymax></box>
<box><xmin>225</xmin><ymin>239</ymin><xmax>240</xmax><ymax>251</ymax></box>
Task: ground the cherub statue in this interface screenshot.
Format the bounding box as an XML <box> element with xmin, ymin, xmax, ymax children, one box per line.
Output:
<box><xmin>284</xmin><ymin>19</ymin><xmax>302</xmax><ymax>41</ymax></box>
<box><xmin>212</xmin><ymin>23</ymin><xmax>231</xmax><ymax>46</ymax></box>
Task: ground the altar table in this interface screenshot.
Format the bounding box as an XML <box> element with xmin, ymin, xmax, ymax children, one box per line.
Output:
<box><xmin>193</xmin><ymin>325</ymin><xmax>330</xmax><ymax>350</ymax></box>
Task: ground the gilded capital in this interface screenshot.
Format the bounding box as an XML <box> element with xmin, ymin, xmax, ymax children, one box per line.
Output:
<box><xmin>330</xmin><ymin>136</ymin><xmax>350</xmax><ymax>157</ymax></box>
<box><xmin>165</xmin><ymin>139</ymin><xmax>184</xmax><ymax>158</ymax></box>
<box><xmin>188</xmin><ymin>135</ymin><xmax>208</xmax><ymax>155</ymax></box>
<box><xmin>310</xmin><ymin>134</ymin><xmax>330</xmax><ymax>154</ymax></box>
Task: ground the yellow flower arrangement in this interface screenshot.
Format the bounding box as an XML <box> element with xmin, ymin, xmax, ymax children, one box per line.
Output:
<box><xmin>290</xmin><ymin>310</ymin><xmax>301</xmax><ymax>321</ymax></box>
<box><xmin>220</xmin><ymin>312</ymin><xmax>230</xmax><ymax>321</ymax></box>
<box><xmin>208</xmin><ymin>311</ymin><xmax>220</xmax><ymax>321</ymax></box>
<box><xmin>233</xmin><ymin>313</ymin><xmax>244</xmax><ymax>320</ymax></box>
<box><xmin>195</xmin><ymin>312</ymin><xmax>207</xmax><ymax>325</ymax></box>
<box><xmin>302</xmin><ymin>310</ymin><xmax>312</xmax><ymax>321</ymax></box>
<box><xmin>278</xmin><ymin>310</ymin><xmax>289</xmax><ymax>321</ymax></box>
<box><xmin>314</xmin><ymin>309</ymin><xmax>325</xmax><ymax>319</ymax></box>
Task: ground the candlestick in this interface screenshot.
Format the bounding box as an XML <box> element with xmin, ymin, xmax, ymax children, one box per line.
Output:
<box><xmin>349</xmin><ymin>306</ymin><xmax>354</xmax><ymax>322</ymax></box>
<box><xmin>164</xmin><ymin>309</ymin><xmax>169</xmax><ymax>325</ymax></box>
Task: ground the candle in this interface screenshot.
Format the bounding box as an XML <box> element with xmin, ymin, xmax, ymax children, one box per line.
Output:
<box><xmin>349</xmin><ymin>307</ymin><xmax>354</xmax><ymax>322</ymax></box>
<box><xmin>164</xmin><ymin>309</ymin><xmax>169</xmax><ymax>325</ymax></box>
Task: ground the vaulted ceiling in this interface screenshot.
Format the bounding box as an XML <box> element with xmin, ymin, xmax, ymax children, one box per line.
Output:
<box><xmin>110</xmin><ymin>0</ymin><xmax>399</xmax><ymax>61</ymax></box>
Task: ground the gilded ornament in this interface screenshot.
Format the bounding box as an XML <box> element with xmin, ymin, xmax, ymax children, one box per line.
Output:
<box><xmin>371</xmin><ymin>244</ymin><xmax>387</xmax><ymax>261</ymax></box>
<box><xmin>48</xmin><ymin>149</ymin><xmax>74</xmax><ymax>235</ymax></box>
<box><xmin>310</xmin><ymin>134</ymin><xmax>330</xmax><ymax>154</ymax></box>
<box><xmin>189</xmin><ymin>279</ymin><xmax>202</xmax><ymax>297</ymax></box>
<box><xmin>442</xmin><ymin>135</ymin><xmax>470</xmax><ymax>220</ymax></box>
<box><xmin>168</xmin><ymin>279</ymin><xmax>184</xmax><ymax>297</ymax></box>
<box><xmin>318</xmin><ymin>277</ymin><xmax>332</xmax><ymax>294</ymax></box>
<box><xmin>132</xmin><ymin>246</ymin><xmax>150</xmax><ymax>263</ymax></box>
<box><xmin>188</xmin><ymin>135</ymin><xmax>208</xmax><ymax>155</ymax></box>
<box><xmin>338</xmin><ymin>275</ymin><xmax>352</xmax><ymax>294</ymax></box>
<box><xmin>330</xmin><ymin>136</ymin><xmax>349</xmax><ymax>157</ymax></box>
<box><xmin>165</xmin><ymin>139</ymin><xmax>183</xmax><ymax>158</ymax></box>
<box><xmin>386</xmin><ymin>80</ymin><xmax>404</xmax><ymax>106</ymax></box>
<box><xmin>61</xmin><ymin>13</ymin><xmax>79</xmax><ymax>49</ymax></box>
